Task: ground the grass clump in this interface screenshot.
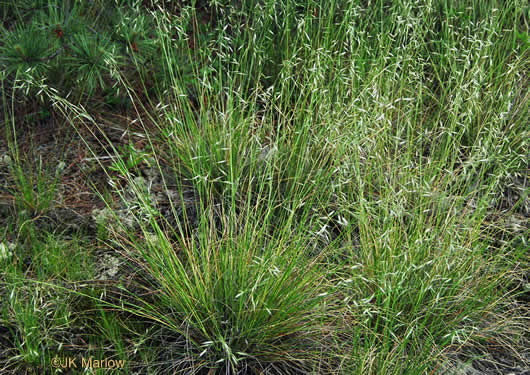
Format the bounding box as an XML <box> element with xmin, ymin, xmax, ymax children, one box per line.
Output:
<box><xmin>113</xmin><ymin>201</ymin><xmax>330</xmax><ymax>373</ymax></box>
<box><xmin>0</xmin><ymin>0</ymin><xmax>528</xmax><ymax>374</ymax></box>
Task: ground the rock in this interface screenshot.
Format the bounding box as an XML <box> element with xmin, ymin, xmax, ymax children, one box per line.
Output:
<box><xmin>0</xmin><ymin>242</ymin><xmax>14</xmax><ymax>260</ymax></box>
<box><xmin>0</xmin><ymin>154</ymin><xmax>11</xmax><ymax>166</ymax></box>
<box><xmin>96</xmin><ymin>254</ymin><xmax>122</xmax><ymax>281</ymax></box>
<box><xmin>91</xmin><ymin>207</ymin><xmax>114</xmax><ymax>226</ymax></box>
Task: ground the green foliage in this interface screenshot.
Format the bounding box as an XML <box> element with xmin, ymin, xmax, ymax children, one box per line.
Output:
<box><xmin>0</xmin><ymin>22</ymin><xmax>56</xmax><ymax>82</ymax></box>
<box><xmin>114</xmin><ymin>7</ymin><xmax>157</xmax><ymax>63</ymax></box>
<box><xmin>0</xmin><ymin>0</ymin><xmax>163</xmax><ymax>103</ymax></box>
<box><xmin>109</xmin><ymin>141</ymin><xmax>153</xmax><ymax>175</ymax></box>
<box><xmin>65</xmin><ymin>31</ymin><xmax>120</xmax><ymax>95</ymax></box>
<box><xmin>9</xmin><ymin>157</ymin><xmax>61</xmax><ymax>217</ymax></box>
<box><xmin>1</xmin><ymin>0</ymin><xmax>528</xmax><ymax>374</ymax></box>
<box><xmin>113</xmin><ymin>201</ymin><xmax>329</xmax><ymax>373</ymax></box>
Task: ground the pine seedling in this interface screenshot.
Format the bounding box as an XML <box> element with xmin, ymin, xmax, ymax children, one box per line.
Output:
<box><xmin>0</xmin><ymin>22</ymin><xmax>56</xmax><ymax>85</ymax></box>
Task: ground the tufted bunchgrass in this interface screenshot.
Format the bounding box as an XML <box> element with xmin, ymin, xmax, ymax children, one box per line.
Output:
<box><xmin>1</xmin><ymin>0</ymin><xmax>528</xmax><ymax>374</ymax></box>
